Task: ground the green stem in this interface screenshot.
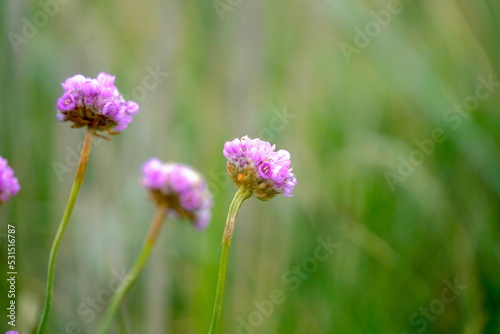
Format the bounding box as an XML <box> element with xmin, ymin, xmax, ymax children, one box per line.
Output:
<box><xmin>36</xmin><ymin>127</ymin><xmax>94</xmax><ymax>334</ymax></box>
<box><xmin>208</xmin><ymin>187</ymin><xmax>251</xmax><ymax>334</ymax></box>
<box><xmin>98</xmin><ymin>204</ymin><xmax>169</xmax><ymax>334</ymax></box>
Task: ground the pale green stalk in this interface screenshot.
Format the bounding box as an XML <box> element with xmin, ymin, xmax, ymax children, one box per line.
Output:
<box><xmin>208</xmin><ymin>187</ymin><xmax>251</xmax><ymax>334</ymax></box>
<box><xmin>36</xmin><ymin>127</ymin><xmax>94</xmax><ymax>334</ymax></box>
<box><xmin>98</xmin><ymin>204</ymin><xmax>169</xmax><ymax>334</ymax></box>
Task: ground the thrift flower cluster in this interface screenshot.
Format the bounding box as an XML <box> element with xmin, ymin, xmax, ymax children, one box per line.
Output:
<box><xmin>0</xmin><ymin>157</ymin><xmax>20</xmax><ymax>204</ymax></box>
<box><xmin>223</xmin><ymin>136</ymin><xmax>297</xmax><ymax>200</ymax></box>
<box><xmin>141</xmin><ymin>159</ymin><xmax>213</xmax><ymax>229</ymax></box>
<box><xmin>56</xmin><ymin>73</ymin><xmax>139</xmax><ymax>132</ymax></box>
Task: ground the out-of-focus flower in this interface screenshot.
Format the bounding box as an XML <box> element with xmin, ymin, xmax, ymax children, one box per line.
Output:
<box><xmin>56</xmin><ymin>73</ymin><xmax>139</xmax><ymax>133</ymax></box>
<box><xmin>0</xmin><ymin>156</ymin><xmax>20</xmax><ymax>204</ymax></box>
<box><xmin>141</xmin><ymin>159</ymin><xmax>213</xmax><ymax>229</ymax></box>
<box><xmin>223</xmin><ymin>136</ymin><xmax>297</xmax><ymax>200</ymax></box>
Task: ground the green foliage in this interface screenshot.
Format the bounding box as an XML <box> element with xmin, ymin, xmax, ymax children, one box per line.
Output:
<box><xmin>1</xmin><ymin>0</ymin><xmax>499</xmax><ymax>333</ymax></box>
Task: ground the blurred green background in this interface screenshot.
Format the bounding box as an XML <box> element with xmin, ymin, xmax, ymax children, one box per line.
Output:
<box><xmin>1</xmin><ymin>0</ymin><xmax>500</xmax><ymax>333</ymax></box>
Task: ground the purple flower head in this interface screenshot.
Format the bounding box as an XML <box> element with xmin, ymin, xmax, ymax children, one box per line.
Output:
<box><xmin>141</xmin><ymin>159</ymin><xmax>213</xmax><ymax>230</ymax></box>
<box><xmin>223</xmin><ymin>136</ymin><xmax>297</xmax><ymax>200</ymax></box>
<box><xmin>0</xmin><ymin>157</ymin><xmax>20</xmax><ymax>204</ymax></box>
<box><xmin>56</xmin><ymin>73</ymin><xmax>139</xmax><ymax>134</ymax></box>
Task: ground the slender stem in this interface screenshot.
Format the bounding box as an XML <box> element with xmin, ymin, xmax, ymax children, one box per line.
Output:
<box><xmin>98</xmin><ymin>204</ymin><xmax>169</xmax><ymax>334</ymax></box>
<box><xmin>36</xmin><ymin>127</ymin><xmax>94</xmax><ymax>334</ymax></box>
<box><xmin>208</xmin><ymin>187</ymin><xmax>251</xmax><ymax>334</ymax></box>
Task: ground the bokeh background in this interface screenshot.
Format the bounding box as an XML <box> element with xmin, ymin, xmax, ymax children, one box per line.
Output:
<box><xmin>1</xmin><ymin>0</ymin><xmax>500</xmax><ymax>333</ymax></box>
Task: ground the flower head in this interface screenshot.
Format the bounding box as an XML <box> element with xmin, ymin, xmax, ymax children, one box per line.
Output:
<box><xmin>141</xmin><ymin>159</ymin><xmax>213</xmax><ymax>229</ymax></box>
<box><xmin>56</xmin><ymin>73</ymin><xmax>139</xmax><ymax>133</ymax></box>
<box><xmin>223</xmin><ymin>136</ymin><xmax>297</xmax><ymax>201</ymax></box>
<box><xmin>0</xmin><ymin>157</ymin><xmax>20</xmax><ymax>204</ymax></box>
<box><xmin>223</xmin><ymin>136</ymin><xmax>297</xmax><ymax>200</ymax></box>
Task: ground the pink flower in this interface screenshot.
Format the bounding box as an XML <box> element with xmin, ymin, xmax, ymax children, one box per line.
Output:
<box><xmin>223</xmin><ymin>136</ymin><xmax>297</xmax><ymax>200</ymax></box>
<box><xmin>56</xmin><ymin>73</ymin><xmax>139</xmax><ymax>133</ymax></box>
<box><xmin>0</xmin><ymin>156</ymin><xmax>20</xmax><ymax>204</ymax></box>
<box><xmin>141</xmin><ymin>159</ymin><xmax>213</xmax><ymax>229</ymax></box>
